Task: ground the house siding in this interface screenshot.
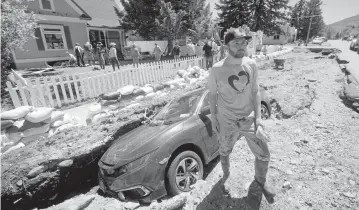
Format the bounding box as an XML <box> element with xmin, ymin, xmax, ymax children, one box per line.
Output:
<box><xmin>14</xmin><ymin>20</ymin><xmax>88</xmax><ymax>69</ymax></box>
<box><xmin>263</xmin><ymin>35</ymin><xmax>288</xmax><ymax>45</ymax></box>
<box><xmin>27</xmin><ymin>0</ymin><xmax>80</xmax><ymax>17</ymax></box>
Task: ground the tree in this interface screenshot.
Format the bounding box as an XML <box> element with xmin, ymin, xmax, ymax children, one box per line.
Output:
<box><xmin>119</xmin><ymin>0</ymin><xmax>162</xmax><ymax>40</ymax></box>
<box><xmin>187</xmin><ymin>3</ymin><xmax>214</xmax><ymax>42</ymax></box>
<box><xmin>291</xmin><ymin>0</ymin><xmax>325</xmax><ymax>40</ymax></box>
<box><xmin>1</xmin><ymin>0</ymin><xmax>37</xmax><ymax>96</ymax></box>
<box><xmin>167</xmin><ymin>0</ymin><xmax>206</xmax><ymax>33</ymax></box>
<box><xmin>156</xmin><ymin>0</ymin><xmax>185</xmax><ymax>54</ymax></box>
<box><xmin>216</xmin><ymin>0</ymin><xmax>290</xmax><ymax>35</ymax></box>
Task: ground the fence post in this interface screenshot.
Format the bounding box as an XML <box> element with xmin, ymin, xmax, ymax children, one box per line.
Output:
<box><xmin>6</xmin><ymin>81</ymin><xmax>21</xmax><ymax>108</ymax></box>
<box><xmin>66</xmin><ymin>74</ymin><xmax>75</xmax><ymax>103</ymax></box>
<box><xmin>35</xmin><ymin>78</ymin><xmax>47</xmax><ymax>107</ymax></box>
<box><xmin>43</xmin><ymin>77</ymin><xmax>55</xmax><ymax>107</ymax></box>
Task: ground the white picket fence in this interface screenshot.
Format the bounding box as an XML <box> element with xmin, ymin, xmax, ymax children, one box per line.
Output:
<box><xmin>6</xmin><ymin>56</ymin><xmax>203</xmax><ymax>108</ymax></box>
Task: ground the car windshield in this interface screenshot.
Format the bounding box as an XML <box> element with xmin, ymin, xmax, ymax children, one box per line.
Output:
<box><xmin>154</xmin><ymin>92</ymin><xmax>202</xmax><ymax>121</ymax></box>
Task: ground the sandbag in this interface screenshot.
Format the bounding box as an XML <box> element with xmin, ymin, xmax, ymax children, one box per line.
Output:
<box><xmin>119</xmin><ymin>85</ymin><xmax>135</xmax><ymax>96</ymax></box>
<box><xmin>49</xmin><ymin>111</ymin><xmax>65</xmax><ymax>123</ymax></box>
<box><xmin>145</xmin><ymin>92</ymin><xmax>156</xmax><ymax>100</ymax></box>
<box><xmin>88</xmin><ymin>103</ymin><xmax>104</xmax><ymax>117</ymax></box>
<box><xmin>50</xmin><ymin>114</ymin><xmax>73</xmax><ymax>128</ymax></box>
<box><xmin>22</xmin><ymin>123</ymin><xmax>50</xmax><ymax>137</ymax></box>
<box><xmin>183</xmin><ymin>75</ymin><xmax>191</xmax><ymax>83</ymax></box>
<box><xmin>5</xmin><ymin>128</ymin><xmax>23</xmax><ymax>142</ymax></box>
<box><xmin>135</xmin><ymin>95</ymin><xmax>144</xmax><ymax>101</ymax></box>
<box><xmin>124</xmin><ymin>103</ymin><xmax>141</xmax><ymax>110</ymax></box>
<box><xmin>102</xmin><ymin>100</ymin><xmax>119</xmax><ymax>107</ymax></box>
<box><xmin>190</xmin><ymin>78</ymin><xmax>198</xmax><ymax>85</ymax></box>
<box><xmin>1</xmin><ymin>120</ymin><xmax>14</xmax><ymax>130</ymax></box>
<box><xmin>1</xmin><ymin>106</ymin><xmax>34</xmax><ymax>120</ymax></box>
<box><xmin>21</xmin><ymin>133</ymin><xmax>48</xmax><ymax>145</ymax></box>
<box><xmin>99</xmin><ymin>91</ymin><xmax>121</xmax><ymax>101</ymax></box>
<box><xmin>152</xmin><ymin>83</ymin><xmax>165</xmax><ymax>91</ymax></box>
<box><xmin>132</xmin><ymin>88</ymin><xmax>146</xmax><ymax>97</ymax></box>
<box><xmin>165</xmin><ymin>80</ymin><xmax>180</xmax><ymax>87</ymax></box>
<box><xmin>193</xmin><ymin>66</ymin><xmax>201</xmax><ymax>71</ymax></box>
<box><xmin>25</xmin><ymin>107</ymin><xmax>54</xmax><ymax>123</ymax></box>
<box><xmin>1</xmin><ymin>142</ymin><xmax>25</xmax><ymax>156</ymax></box>
<box><xmin>49</xmin><ymin>123</ymin><xmax>79</xmax><ymax>136</ymax></box>
<box><xmin>141</xmin><ymin>86</ymin><xmax>154</xmax><ymax>94</ymax></box>
<box><xmin>92</xmin><ymin>113</ymin><xmax>110</xmax><ymax>123</ymax></box>
<box><xmin>177</xmin><ymin>70</ymin><xmax>187</xmax><ymax>77</ymax></box>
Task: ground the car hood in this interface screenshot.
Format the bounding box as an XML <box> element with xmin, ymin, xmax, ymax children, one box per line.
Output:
<box><xmin>100</xmin><ymin>122</ymin><xmax>183</xmax><ymax>167</ymax></box>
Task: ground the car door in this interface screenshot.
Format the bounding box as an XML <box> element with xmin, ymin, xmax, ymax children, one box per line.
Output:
<box><xmin>197</xmin><ymin>92</ymin><xmax>219</xmax><ymax>157</ymax></box>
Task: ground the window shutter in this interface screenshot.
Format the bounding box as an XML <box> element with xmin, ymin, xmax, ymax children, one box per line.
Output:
<box><xmin>35</xmin><ymin>27</ymin><xmax>45</xmax><ymax>51</ymax></box>
<box><xmin>64</xmin><ymin>26</ymin><xmax>73</xmax><ymax>50</ymax></box>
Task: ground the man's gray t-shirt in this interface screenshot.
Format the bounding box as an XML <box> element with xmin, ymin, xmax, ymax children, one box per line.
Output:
<box><xmin>207</xmin><ymin>57</ymin><xmax>259</xmax><ymax>135</ymax></box>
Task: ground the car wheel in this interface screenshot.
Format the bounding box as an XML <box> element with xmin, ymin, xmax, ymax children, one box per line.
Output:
<box><xmin>261</xmin><ymin>103</ymin><xmax>270</xmax><ymax>120</ymax></box>
<box><xmin>167</xmin><ymin>151</ymin><xmax>203</xmax><ymax>195</ymax></box>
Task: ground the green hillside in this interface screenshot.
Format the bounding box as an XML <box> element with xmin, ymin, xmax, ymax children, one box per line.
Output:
<box><xmin>328</xmin><ymin>14</ymin><xmax>359</xmax><ymax>36</ymax></box>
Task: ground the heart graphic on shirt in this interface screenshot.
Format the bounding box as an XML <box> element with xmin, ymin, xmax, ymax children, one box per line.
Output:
<box><xmin>228</xmin><ymin>70</ymin><xmax>250</xmax><ymax>92</ymax></box>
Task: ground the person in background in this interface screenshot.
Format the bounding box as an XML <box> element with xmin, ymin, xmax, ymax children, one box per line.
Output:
<box><xmin>131</xmin><ymin>44</ymin><xmax>141</xmax><ymax>67</ymax></box>
<box><xmin>84</xmin><ymin>41</ymin><xmax>94</xmax><ymax>66</ymax></box>
<box><xmin>219</xmin><ymin>40</ymin><xmax>226</xmax><ymax>60</ymax></box>
<box><xmin>171</xmin><ymin>42</ymin><xmax>181</xmax><ymax>60</ymax></box>
<box><xmin>203</xmin><ymin>41</ymin><xmax>213</xmax><ymax>70</ymax></box>
<box><xmin>109</xmin><ymin>42</ymin><xmax>120</xmax><ymax>71</ymax></box>
<box><xmin>211</xmin><ymin>37</ymin><xmax>219</xmax><ymax>63</ymax></box>
<box><xmin>187</xmin><ymin>41</ymin><xmax>196</xmax><ymax>57</ymax></box>
<box><xmin>96</xmin><ymin>42</ymin><xmax>105</xmax><ymax>69</ymax></box>
<box><xmin>74</xmin><ymin>43</ymin><xmax>84</xmax><ymax>67</ymax></box>
<box><xmin>153</xmin><ymin>43</ymin><xmax>163</xmax><ymax>61</ymax></box>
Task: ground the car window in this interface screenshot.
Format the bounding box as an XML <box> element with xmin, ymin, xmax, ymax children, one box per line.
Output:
<box><xmin>155</xmin><ymin>92</ymin><xmax>202</xmax><ymax>120</ymax></box>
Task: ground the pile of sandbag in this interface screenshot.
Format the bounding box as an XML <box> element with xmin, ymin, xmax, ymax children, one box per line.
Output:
<box><xmin>176</xmin><ymin>65</ymin><xmax>208</xmax><ymax>85</ymax></box>
<box><xmin>1</xmin><ymin>106</ymin><xmax>80</xmax><ymax>155</ymax></box>
<box><xmin>88</xmin><ymin>84</ymin><xmax>170</xmax><ymax>124</ymax></box>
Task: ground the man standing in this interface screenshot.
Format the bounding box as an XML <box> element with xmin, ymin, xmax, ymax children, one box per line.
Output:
<box><xmin>84</xmin><ymin>41</ymin><xmax>94</xmax><ymax>66</ymax></box>
<box><xmin>202</xmin><ymin>41</ymin><xmax>213</xmax><ymax>70</ymax></box>
<box><xmin>207</xmin><ymin>27</ymin><xmax>275</xmax><ymax>205</ymax></box>
<box><xmin>153</xmin><ymin>43</ymin><xmax>163</xmax><ymax>61</ymax></box>
<box><xmin>171</xmin><ymin>42</ymin><xmax>181</xmax><ymax>60</ymax></box>
<box><xmin>109</xmin><ymin>42</ymin><xmax>120</xmax><ymax>71</ymax></box>
<box><xmin>74</xmin><ymin>43</ymin><xmax>84</xmax><ymax>67</ymax></box>
<box><xmin>96</xmin><ymin>42</ymin><xmax>105</xmax><ymax>69</ymax></box>
<box><xmin>131</xmin><ymin>44</ymin><xmax>141</xmax><ymax>67</ymax></box>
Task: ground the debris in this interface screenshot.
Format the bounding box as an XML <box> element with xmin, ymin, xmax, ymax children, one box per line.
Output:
<box><xmin>342</xmin><ymin>192</ymin><xmax>356</xmax><ymax>199</ymax></box>
<box><xmin>124</xmin><ymin>201</ymin><xmax>140</xmax><ymax>210</ymax></box>
<box><xmin>315</xmin><ymin>124</ymin><xmax>326</xmax><ymax>129</ymax></box>
<box><xmin>16</xmin><ymin>180</ymin><xmax>23</xmax><ymax>187</ymax></box>
<box><xmin>283</xmin><ymin>181</ymin><xmax>292</xmax><ymax>189</ymax></box>
<box><xmin>321</xmin><ymin>168</ymin><xmax>330</xmax><ymax>174</ymax></box>
<box><xmin>305</xmin><ymin>201</ymin><xmax>313</xmax><ymax>207</ymax></box>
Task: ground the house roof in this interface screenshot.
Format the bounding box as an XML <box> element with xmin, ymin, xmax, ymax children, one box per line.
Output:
<box><xmin>72</xmin><ymin>0</ymin><xmax>121</xmax><ymax>28</ymax></box>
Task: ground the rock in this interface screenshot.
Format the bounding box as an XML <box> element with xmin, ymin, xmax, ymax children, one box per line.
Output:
<box><xmin>321</xmin><ymin>168</ymin><xmax>330</xmax><ymax>174</ymax></box>
<box><xmin>349</xmin><ymin>180</ymin><xmax>355</xmax><ymax>186</ymax></box>
<box><xmin>27</xmin><ymin>165</ymin><xmax>45</xmax><ymax>178</ymax></box>
<box><xmin>124</xmin><ymin>201</ymin><xmax>140</xmax><ymax>210</ymax></box>
<box><xmin>286</xmin><ymin>170</ymin><xmax>294</xmax><ymax>175</ymax></box>
<box><xmin>301</xmin><ymin>139</ymin><xmax>309</xmax><ymax>144</ymax></box>
<box><xmin>331</xmin><ymin>202</ymin><xmax>337</xmax><ymax>207</ymax></box>
<box><xmin>16</xmin><ymin>180</ymin><xmax>23</xmax><ymax>187</ymax></box>
<box><xmin>305</xmin><ymin>201</ymin><xmax>313</xmax><ymax>207</ymax></box>
<box><xmin>58</xmin><ymin>159</ymin><xmax>74</xmax><ymax>168</ymax></box>
<box><xmin>307</xmin><ymin>78</ymin><xmax>317</xmax><ymax>82</ymax></box>
<box><xmin>315</xmin><ymin>124</ymin><xmax>326</xmax><ymax>129</ymax></box>
<box><xmin>342</xmin><ymin>192</ymin><xmax>356</xmax><ymax>198</ymax></box>
<box><xmin>283</xmin><ymin>181</ymin><xmax>292</xmax><ymax>189</ymax></box>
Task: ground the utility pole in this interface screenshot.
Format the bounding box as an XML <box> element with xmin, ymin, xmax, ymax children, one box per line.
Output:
<box><xmin>305</xmin><ymin>15</ymin><xmax>313</xmax><ymax>46</ymax></box>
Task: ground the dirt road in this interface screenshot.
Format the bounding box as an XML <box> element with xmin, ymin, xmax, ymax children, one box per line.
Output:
<box><xmin>42</xmin><ymin>49</ymin><xmax>359</xmax><ymax>210</ymax></box>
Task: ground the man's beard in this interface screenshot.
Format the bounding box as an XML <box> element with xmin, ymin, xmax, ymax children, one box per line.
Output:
<box><xmin>228</xmin><ymin>48</ymin><xmax>246</xmax><ymax>58</ymax></box>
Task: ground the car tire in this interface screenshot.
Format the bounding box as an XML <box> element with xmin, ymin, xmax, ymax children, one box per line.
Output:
<box><xmin>167</xmin><ymin>150</ymin><xmax>203</xmax><ymax>195</ymax></box>
<box><xmin>261</xmin><ymin>103</ymin><xmax>270</xmax><ymax>120</ymax></box>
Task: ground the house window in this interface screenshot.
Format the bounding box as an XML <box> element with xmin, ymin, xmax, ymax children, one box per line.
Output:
<box><xmin>273</xmin><ymin>35</ymin><xmax>280</xmax><ymax>40</ymax></box>
<box><xmin>40</xmin><ymin>25</ymin><xmax>67</xmax><ymax>51</ymax></box>
<box><xmin>39</xmin><ymin>0</ymin><xmax>55</xmax><ymax>11</ymax></box>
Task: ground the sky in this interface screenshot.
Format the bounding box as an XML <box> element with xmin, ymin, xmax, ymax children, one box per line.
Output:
<box><xmin>115</xmin><ymin>0</ymin><xmax>359</xmax><ymax>25</ymax></box>
<box><xmin>206</xmin><ymin>0</ymin><xmax>359</xmax><ymax>25</ymax></box>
